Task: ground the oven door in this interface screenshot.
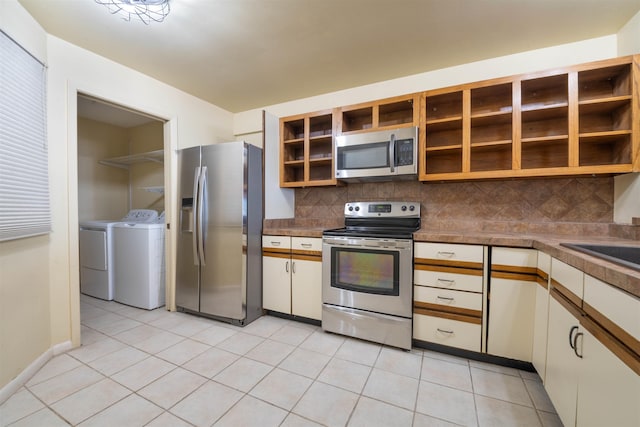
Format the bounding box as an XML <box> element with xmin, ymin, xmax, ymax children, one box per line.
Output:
<box><xmin>322</xmin><ymin>236</ymin><xmax>413</xmax><ymax>318</ymax></box>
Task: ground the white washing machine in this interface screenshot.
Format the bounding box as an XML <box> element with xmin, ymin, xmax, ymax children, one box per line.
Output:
<box><xmin>113</xmin><ymin>212</ymin><xmax>165</xmax><ymax>310</ymax></box>
<box><xmin>79</xmin><ymin>209</ymin><xmax>159</xmax><ymax>301</ymax></box>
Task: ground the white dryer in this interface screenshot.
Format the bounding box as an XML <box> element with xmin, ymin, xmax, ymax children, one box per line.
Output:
<box><xmin>113</xmin><ymin>212</ymin><xmax>165</xmax><ymax>310</ymax></box>
<box><xmin>79</xmin><ymin>219</ymin><xmax>121</xmax><ymax>300</ymax></box>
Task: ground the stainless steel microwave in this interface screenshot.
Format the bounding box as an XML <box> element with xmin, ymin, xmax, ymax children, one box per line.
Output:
<box><xmin>334</xmin><ymin>126</ymin><xmax>418</xmax><ymax>182</ymax></box>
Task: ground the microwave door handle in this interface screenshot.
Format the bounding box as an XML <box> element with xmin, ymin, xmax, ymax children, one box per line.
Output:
<box><xmin>389</xmin><ymin>134</ymin><xmax>396</xmax><ymax>172</ymax></box>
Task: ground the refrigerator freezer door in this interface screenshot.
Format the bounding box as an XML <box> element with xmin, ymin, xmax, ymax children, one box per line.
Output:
<box><xmin>199</xmin><ymin>142</ymin><xmax>246</xmax><ymax>320</ymax></box>
<box><xmin>175</xmin><ymin>146</ymin><xmax>201</xmax><ymax>312</ymax></box>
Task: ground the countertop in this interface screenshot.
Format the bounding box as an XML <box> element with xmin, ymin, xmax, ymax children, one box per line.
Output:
<box><xmin>262</xmin><ymin>226</ymin><xmax>640</xmax><ymax>299</ymax></box>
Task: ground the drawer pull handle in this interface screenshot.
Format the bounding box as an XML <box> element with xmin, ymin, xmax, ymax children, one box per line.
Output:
<box><xmin>301</xmin><ymin>243</ymin><xmax>312</xmax><ymax>248</ymax></box>
<box><xmin>437</xmin><ymin>328</ymin><xmax>454</xmax><ymax>335</ymax></box>
<box><xmin>437</xmin><ymin>251</ymin><xmax>455</xmax><ymax>258</ymax></box>
<box><xmin>436</xmin><ymin>296</ymin><xmax>454</xmax><ymax>302</ymax></box>
<box><xmin>437</xmin><ymin>278</ymin><xmax>455</xmax><ymax>285</ymax></box>
<box><xmin>271</xmin><ymin>241</ymin><xmax>281</xmax><ymax>246</ymax></box>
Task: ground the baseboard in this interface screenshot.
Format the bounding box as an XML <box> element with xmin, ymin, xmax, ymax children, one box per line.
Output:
<box><xmin>52</xmin><ymin>340</ymin><xmax>73</xmax><ymax>356</ymax></box>
<box><xmin>0</xmin><ymin>340</ymin><xmax>72</xmax><ymax>405</ymax></box>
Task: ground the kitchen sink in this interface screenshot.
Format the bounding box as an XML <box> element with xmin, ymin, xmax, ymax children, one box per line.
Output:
<box><xmin>560</xmin><ymin>243</ymin><xmax>640</xmax><ymax>272</ymax></box>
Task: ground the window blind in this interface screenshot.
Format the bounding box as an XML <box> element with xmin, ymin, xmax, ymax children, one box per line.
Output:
<box><xmin>0</xmin><ymin>30</ymin><xmax>50</xmax><ymax>242</ymax></box>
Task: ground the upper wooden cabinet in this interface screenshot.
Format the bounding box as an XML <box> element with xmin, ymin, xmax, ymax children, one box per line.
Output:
<box><xmin>338</xmin><ymin>94</ymin><xmax>420</xmax><ymax>134</ymax></box>
<box><xmin>280</xmin><ymin>109</ymin><xmax>337</xmax><ymax>187</ymax></box>
<box><xmin>419</xmin><ymin>55</ymin><xmax>639</xmax><ymax>181</ymax></box>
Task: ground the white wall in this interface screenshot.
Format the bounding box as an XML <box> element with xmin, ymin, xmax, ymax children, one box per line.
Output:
<box><xmin>129</xmin><ymin>122</ymin><xmax>165</xmax><ymax>212</ymax></box>
<box><xmin>0</xmin><ymin>0</ymin><xmax>52</xmax><ymax>395</ymax></box>
<box><xmin>77</xmin><ymin>117</ymin><xmax>129</xmax><ymax>221</ymax></box>
<box><xmin>618</xmin><ymin>10</ymin><xmax>640</xmax><ymax>55</ymax></box>
<box><xmin>1</xmin><ymin>0</ymin><xmax>236</xmax><ymax>393</ymax></box>
<box><xmin>613</xmin><ymin>10</ymin><xmax>640</xmax><ymax>224</ymax></box>
<box><xmin>46</xmin><ymin>34</ymin><xmax>235</xmax><ymax>352</ymax></box>
<box><xmin>614</xmin><ymin>173</ymin><xmax>640</xmax><ymax>224</ymax></box>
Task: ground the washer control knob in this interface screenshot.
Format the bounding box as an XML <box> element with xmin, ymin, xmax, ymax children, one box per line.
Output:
<box><xmin>409</xmin><ymin>205</ymin><xmax>415</xmax><ymax>211</ymax></box>
<box><xmin>401</xmin><ymin>205</ymin><xmax>407</xmax><ymax>211</ymax></box>
<box><xmin>355</xmin><ymin>206</ymin><xmax>360</xmax><ymax>211</ymax></box>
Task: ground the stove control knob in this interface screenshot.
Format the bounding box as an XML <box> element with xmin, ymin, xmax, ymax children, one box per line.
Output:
<box><xmin>348</xmin><ymin>206</ymin><xmax>353</xmax><ymax>211</ymax></box>
<box><xmin>401</xmin><ymin>205</ymin><xmax>407</xmax><ymax>211</ymax></box>
<box><xmin>355</xmin><ymin>206</ymin><xmax>360</xmax><ymax>211</ymax></box>
<box><xmin>409</xmin><ymin>205</ymin><xmax>415</xmax><ymax>211</ymax></box>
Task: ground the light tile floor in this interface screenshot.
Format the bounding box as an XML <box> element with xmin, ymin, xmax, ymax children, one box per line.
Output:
<box><xmin>1</xmin><ymin>295</ymin><xmax>563</xmax><ymax>426</ymax></box>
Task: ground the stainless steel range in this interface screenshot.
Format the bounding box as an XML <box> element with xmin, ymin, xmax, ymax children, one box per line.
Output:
<box><xmin>322</xmin><ymin>201</ymin><xmax>420</xmax><ymax>350</ymax></box>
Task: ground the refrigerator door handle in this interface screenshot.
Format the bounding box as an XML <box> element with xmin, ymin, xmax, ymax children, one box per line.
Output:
<box><xmin>192</xmin><ymin>166</ymin><xmax>201</xmax><ymax>266</ymax></box>
<box><xmin>197</xmin><ymin>166</ymin><xmax>208</xmax><ymax>266</ymax></box>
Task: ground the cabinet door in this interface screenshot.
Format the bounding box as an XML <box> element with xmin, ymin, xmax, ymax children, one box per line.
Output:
<box><xmin>262</xmin><ymin>255</ymin><xmax>291</xmax><ymax>314</ymax></box>
<box><xmin>487</xmin><ymin>278</ymin><xmax>536</xmax><ymax>361</ymax></box>
<box><xmin>576</xmin><ymin>328</ymin><xmax>640</xmax><ymax>427</ymax></box>
<box><xmin>291</xmin><ymin>258</ymin><xmax>322</xmax><ymax>320</ymax></box>
<box><xmin>531</xmin><ymin>282</ymin><xmax>549</xmax><ymax>381</ymax></box>
<box><xmin>545</xmin><ymin>295</ymin><xmax>580</xmax><ymax>427</ymax></box>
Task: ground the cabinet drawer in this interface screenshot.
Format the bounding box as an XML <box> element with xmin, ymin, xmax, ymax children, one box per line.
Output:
<box><xmin>551</xmin><ymin>258</ymin><xmax>584</xmax><ymax>302</ymax></box>
<box><xmin>413</xmin><ymin>313</ymin><xmax>481</xmax><ymax>352</ymax></box>
<box><xmin>415</xmin><ymin>242</ymin><xmax>484</xmax><ymax>264</ymax></box>
<box><xmin>292</xmin><ymin>237</ymin><xmax>322</xmax><ymax>252</ymax></box>
<box><xmin>263</xmin><ymin>235</ymin><xmax>291</xmax><ymax>250</ymax></box>
<box><xmin>583</xmin><ymin>274</ymin><xmax>640</xmax><ymax>353</ymax></box>
<box><xmin>414</xmin><ymin>268</ymin><xmax>483</xmax><ymax>293</ymax></box>
<box><xmin>414</xmin><ymin>286</ymin><xmax>483</xmax><ymax>312</ymax></box>
<box><xmin>492</xmin><ymin>247</ymin><xmax>537</xmax><ymax>268</ymax></box>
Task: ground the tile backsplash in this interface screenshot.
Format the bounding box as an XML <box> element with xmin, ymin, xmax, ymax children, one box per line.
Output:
<box><xmin>285</xmin><ymin>176</ymin><xmax>638</xmax><ymax>238</ymax></box>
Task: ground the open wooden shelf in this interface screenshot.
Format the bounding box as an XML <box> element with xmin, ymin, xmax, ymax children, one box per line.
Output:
<box><xmin>280</xmin><ymin>110</ymin><xmax>336</xmax><ymax>187</ymax></box>
<box><xmin>578</xmin><ymin>64</ymin><xmax>632</xmax><ymax>102</ymax></box>
<box><xmin>426</xmin><ymin>91</ymin><xmax>463</xmax><ymax>122</ymax></box>
<box><xmin>340</xmin><ymin>94</ymin><xmax>418</xmax><ymax>134</ymax></box>
<box><xmin>419</xmin><ymin>55</ymin><xmax>638</xmax><ymax>181</ymax></box>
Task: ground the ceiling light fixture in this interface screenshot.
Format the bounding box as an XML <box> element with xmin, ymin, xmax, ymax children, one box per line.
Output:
<box><xmin>95</xmin><ymin>0</ymin><xmax>170</xmax><ymax>24</ymax></box>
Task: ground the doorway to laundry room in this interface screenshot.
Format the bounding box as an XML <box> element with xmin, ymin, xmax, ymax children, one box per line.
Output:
<box><xmin>76</xmin><ymin>94</ymin><xmax>168</xmax><ymax>337</ymax></box>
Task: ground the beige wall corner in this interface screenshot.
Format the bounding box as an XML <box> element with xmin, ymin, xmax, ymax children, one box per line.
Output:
<box><xmin>0</xmin><ymin>0</ymin><xmax>51</xmax><ymax>392</ymax></box>
<box><xmin>618</xmin><ymin>10</ymin><xmax>640</xmax><ymax>55</ymax></box>
<box><xmin>614</xmin><ymin>173</ymin><xmax>640</xmax><ymax>224</ymax></box>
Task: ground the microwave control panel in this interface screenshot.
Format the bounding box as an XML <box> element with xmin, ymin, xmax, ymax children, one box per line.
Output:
<box><xmin>395</xmin><ymin>139</ymin><xmax>414</xmax><ymax>166</ymax></box>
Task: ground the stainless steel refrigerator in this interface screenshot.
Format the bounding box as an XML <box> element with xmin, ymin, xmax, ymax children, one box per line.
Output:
<box><xmin>175</xmin><ymin>142</ymin><xmax>263</xmax><ymax>326</ymax></box>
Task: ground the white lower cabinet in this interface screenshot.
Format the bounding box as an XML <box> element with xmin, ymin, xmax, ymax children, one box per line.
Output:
<box><xmin>531</xmin><ymin>251</ymin><xmax>550</xmax><ymax>381</ymax></box>
<box><xmin>262</xmin><ymin>252</ymin><xmax>292</xmax><ymax>314</ymax></box>
<box><xmin>545</xmin><ymin>294</ymin><xmax>581</xmax><ymax>427</ymax></box>
<box><xmin>576</xmin><ymin>326</ymin><xmax>640</xmax><ymax>427</ymax></box>
<box><xmin>487</xmin><ymin>277</ymin><xmax>536</xmax><ymax>361</ymax></box>
<box><xmin>413</xmin><ymin>313</ymin><xmax>482</xmax><ymax>352</ymax></box>
<box><xmin>546</xmin><ymin>267</ymin><xmax>640</xmax><ymax>427</ymax></box>
<box><xmin>290</xmin><ymin>257</ymin><xmax>322</xmax><ymax>320</ymax></box>
<box><xmin>487</xmin><ymin>247</ymin><xmax>538</xmax><ymax>362</ymax></box>
<box><xmin>413</xmin><ymin>242</ymin><xmax>486</xmax><ymax>352</ymax></box>
<box><xmin>262</xmin><ymin>236</ymin><xmax>322</xmax><ymax>321</ymax></box>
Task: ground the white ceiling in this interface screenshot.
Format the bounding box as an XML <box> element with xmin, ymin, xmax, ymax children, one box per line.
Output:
<box><xmin>19</xmin><ymin>0</ymin><xmax>640</xmax><ymax>113</ymax></box>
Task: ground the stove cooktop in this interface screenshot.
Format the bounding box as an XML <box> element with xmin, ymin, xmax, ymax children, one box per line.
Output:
<box><xmin>323</xmin><ymin>226</ymin><xmax>417</xmax><ymax>240</ymax></box>
<box><xmin>324</xmin><ymin>201</ymin><xmax>421</xmax><ymax>239</ymax></box>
